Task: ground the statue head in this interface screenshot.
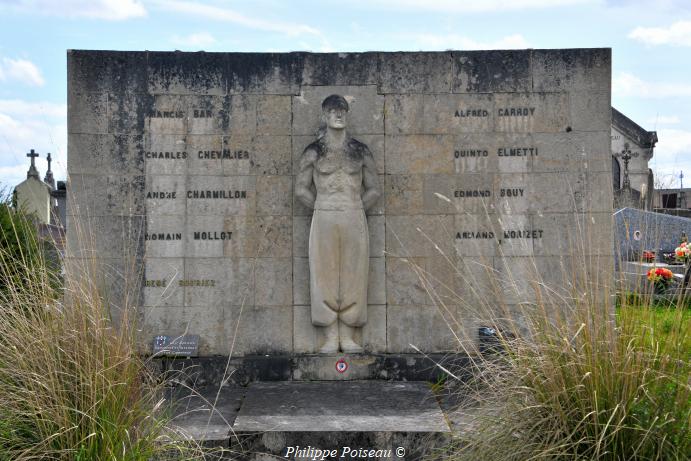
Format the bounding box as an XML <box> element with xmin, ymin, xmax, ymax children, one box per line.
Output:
<box><xmin>321</xmin><ymin>94</ymin><xmax>349</xmax><ymax>130</ymax></box>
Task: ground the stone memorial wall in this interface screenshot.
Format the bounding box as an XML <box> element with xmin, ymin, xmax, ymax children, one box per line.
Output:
<box><xmin>67</xmin><ymin>49</ymin><xmax>613</xmax><ymax>356</ymax></box>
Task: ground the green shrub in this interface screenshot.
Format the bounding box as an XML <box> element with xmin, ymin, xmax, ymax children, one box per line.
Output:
<box><xmin>0</xmin><ymin>199</ymin><xmax>58</xmax><ymax>299</ymax></box>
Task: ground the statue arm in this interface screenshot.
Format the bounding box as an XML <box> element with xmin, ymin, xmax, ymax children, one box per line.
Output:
<box><xmin>361</xmin><ymin>148</ymin><xmax>381</xmax><ymax>211</ymax></box>
<box><xmin>296</xmin><ymin>148</ymin><xmax>317</xmax><ymax>209</ymax></box>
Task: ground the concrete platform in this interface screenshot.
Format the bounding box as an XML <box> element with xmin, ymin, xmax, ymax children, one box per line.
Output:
<box><xmin>168</xmin><ymin>381</ymin><xmax>452</xmax><ymax>460</ymax></box>
<box><xmin>233</xmin><ymin>381</ymin><xmax>450</xmax><ymax>432</ymax></box>
<box><xmin>167</xmin><ymin>385</ymin><xmax>245</xmax><ymax>443</ymax></box>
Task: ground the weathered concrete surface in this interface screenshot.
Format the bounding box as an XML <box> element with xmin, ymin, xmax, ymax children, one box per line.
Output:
<box><xmin>168</xmin><ymin>385</ymin><xmax>245</xmax><ymax>442</ymax></box>
<box><xmin>233</xmin><ymin>381</ymin><xmax>449</xmax><ymax>432</ymax></box>
<box><xmin>614</xmin><ymin>207</ymin><xmax>691</xmax><ymax>263</ymax></box>
<box><xmin>67</xmin><ymin>49</ymin><xmax>613</xmax><ymax>357</ymax></box>
<box><xmin>159</xmin><ymin>353</ymin><xmax>472</xmax><ymax>385</ymax></box>
<box><xmin>165</xmin><ymin>381</ymin><xmax>453</xmax><ymax>460</ymax></box>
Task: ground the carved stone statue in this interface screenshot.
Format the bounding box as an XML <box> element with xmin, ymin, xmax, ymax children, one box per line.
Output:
<box><xmin>295</xmin><ymin>95</ymin><xmax>381</xmax><ymax>353</ymax></box>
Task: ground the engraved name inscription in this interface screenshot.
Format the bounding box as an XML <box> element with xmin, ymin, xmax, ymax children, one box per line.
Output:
<box><xmin>454</xmin><ymin>190</ymin><xmax>491</xmax><ymax>198</ymax></box>
<box><xmin>453</xmin><ymin>148</ymin><xmax>538</xmax><ymax>159</ymax></box>
<box><xmin>197</xmin><ymin>149</ymin><xmax>250</xmax><ymax>159</ymax></box>
<box><xmin>144</xmin><ymin>151</ymin><xmax>188</xmax><ymax>159</ymax></box>
<box><xmin>497</xmin><ymin>147</ymin><xmax>538</xmax><ymax>157</ymax></box>
<box><xmin>497</xmin><ymin>107</ymin><xmax>535</xmax><ymax>116</ymax></box>
<box><xmin>193</xmin><ymin>231</ymin><xmax>232</xmax><ymax>240</ymax></box>
<box><xmin>145</xmin><ymin>279</ymin><xmax>216</xmax><ymax>287</ymax></box>
<box><xmin>454</xmin><ymin>109</ymin><xmax>489</xmax><ymax>117</ymax></box>
<box><xmin>456</xmin><ymin>229</ymin><xmax>544</xmax><ymax>239</ymax></box>
<box><xmin>149</xmin><ymin>110</ymin><xmax>184</xmax><ymax>118</ymax></box>
<box><xmin>145</xmin><ymin>232</ymin><xmax>182</xmax><ymax>241</ymax></box>
<box><xmin>147</xmin><ymin>191</ymin><xmax>177</xmax><ymax>199</ymax></box>
<box><xmin>148</xmin><ymin>110</ymin><xmax>214</xmax><ymax>118</ymax></box>
<box><xmin>145</xmin><ymin>231</ymin><xmax>234</xmax><ymax>240</ymax></box>
<box><xmin>453</xmin><ymin>188</ymin><xmax>525</xmax><ymax>198</ymax></box>
<box><xmin>187</xmin><ymin>190</ymin><xmax>247</xmax><ymax>199</ymax></box>
<box><xmin>455</xmin><ymin>149</ymin><xmax>489</xmax><ymax>158</ymax></box>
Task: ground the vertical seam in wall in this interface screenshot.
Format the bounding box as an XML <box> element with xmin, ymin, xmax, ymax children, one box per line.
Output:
<box><xmin>381</xmin><ymin>69</ymin><xmax>388</xmax><ymax>352</ymax></box>
<box><xmin>447</xmin><ymin>50</ymin><xmax>453</xmax><ymax>94</ymax></box>
<box><xmin>290</xmin><ymin>82</ymin><xmax>297</xmax><ymax>353</ymax></box>
<box><xmin>529</xmin><ymin>48</ymin><xmax>535</xmax><ymax>93</ymax></box>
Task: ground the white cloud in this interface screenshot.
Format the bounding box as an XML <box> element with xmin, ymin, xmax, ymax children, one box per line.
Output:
<box><xmin>0</xmin><ymin>100</ymin><xmax>67</xmax><ymax>189</ymax></box>
<box><xmin>646</xmin><ymin>115</ymin><xmax>680</xmax><ymax>125</ymax></box>
<box><xmin>613</xmin><ymin>72</ymin><xmax>691</xmax><ymax>98</ymax></box>
<box><xmin>150</xmin><ymin>0</ymin><xmax>320</xmax><ymax>36</ymax></box>
<box><xmin>2</xmin><ymin>0</ymin><xmax>146</xmax><ymax>20</ymax></box>
<box><xmin>651</xmin><ymin>128</ymin><xmax>691</xmax><ymax>187</ymax></box>
<box><xmin>413</xmin><ymin>33</ymin><xmax>530</xmax><ymax>50</ymax></box>
<box><xmin>0</xmin><ymin>58</ymin><xmax>45</xmax><ymax>87</ymax></box>
<box><xmin>0</xmin><ymin>100</ymin><xmax>65</xmax><ymax>118</ymax></box>
<box><xmin>628</xmin><ymin>20</ymin><xmax>691</xmax><ymax>47</ymax></box>
<box><xmin>171</xmin><ymin>32</ymin><xmax>217</xmax><ymax>49</ymax></box>
<box><xmin>0</xmin><ymin>164</ymin><xmax>31</xmax><ymax>193</ymax></box>
<box><xmin>347</xmin><ymin>0</ymin><xmax>592</xmax><ymax>12</ymax></box>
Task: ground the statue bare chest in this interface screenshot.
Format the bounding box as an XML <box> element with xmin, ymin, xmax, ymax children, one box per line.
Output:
<box><xmin>313</xmin><ymin>154</ymin><xmax>363</xmax><ymax>194</ymax></box>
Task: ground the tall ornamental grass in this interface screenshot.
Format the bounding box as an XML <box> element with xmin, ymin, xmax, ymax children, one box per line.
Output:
<box><xmin>450</xmin><ymin>291</ymin><xmax>689</xmax><ymax>460</ymax></box>
<box><xmin>417</xmin><ymin>210</ymin><xmax>690</xmax><ymax>461</ymax></box>
<box><xmin>0</xmin><ymin>204</ymin><xmax>206</xmax><ymax>460</ymax></box>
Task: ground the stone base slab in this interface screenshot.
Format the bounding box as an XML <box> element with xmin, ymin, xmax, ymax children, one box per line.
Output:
<box><xmin>157</xmin><ymin>353</ymin><xmax>473</xmax><ymax>386</ymax></box>
<box><xmin>168</xmin><ymin>381</ymin><xmax>451</xmax><ymax>460</ymax></box>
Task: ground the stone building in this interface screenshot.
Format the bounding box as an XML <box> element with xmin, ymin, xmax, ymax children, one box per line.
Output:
<box><xmin>654</xmin><ymin>186</ymin><xmax>690</xmax><ymax>216</ymax></box>
<box><xmin>13</xmin><ymin>150</ymin><xmax>66</xmax><ymax>249</ymax></box>
<box><xmin>13</xmin><ymin>149</ymin><xmax>53</xmax><ymax>224</ymax></box>
<box><xmin>611</xmin><ymin>107</ymin><xmax>657</xmax><ymax>210</ymax></box>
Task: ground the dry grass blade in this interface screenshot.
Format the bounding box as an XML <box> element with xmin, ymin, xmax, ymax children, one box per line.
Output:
<box><xmin>0</xmin><ymin>202</ymin><xmax>214</xmax><ymax>460</ymax></box>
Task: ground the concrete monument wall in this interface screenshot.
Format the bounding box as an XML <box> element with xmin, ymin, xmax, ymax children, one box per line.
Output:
<box><xmin>67</xmin><ymin>49</ymin><xmax>613</xmax><ymax>356</ymax></box>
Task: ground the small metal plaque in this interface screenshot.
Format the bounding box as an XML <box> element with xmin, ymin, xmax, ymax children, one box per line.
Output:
<box><xmin>152</xmin><ymin>334</ymin><xmax>199</xmax><ymax>357</ymax></box>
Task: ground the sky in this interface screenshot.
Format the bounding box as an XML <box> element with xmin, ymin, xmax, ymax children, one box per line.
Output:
<box><xmin>0</xmin><ymin>0</ymin><xmax>690</xmax><ymax>190</ymax></box>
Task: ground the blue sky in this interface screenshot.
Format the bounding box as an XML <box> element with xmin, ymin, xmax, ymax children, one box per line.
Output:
<box><xmin>0</xmin><ymin>0</ymin><xmax>690</xmax><ymax>189</ymax></box>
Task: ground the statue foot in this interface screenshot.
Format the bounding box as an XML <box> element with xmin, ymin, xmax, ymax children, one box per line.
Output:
<box><xmin>339</xmin><ymin>336</ymin><xmax>364</xmax><ymax>354</ymax></box>
<box><xmin>319</xmin><ymin>340</ymin><xmax>339</xmax><ymax>354</ymax></box>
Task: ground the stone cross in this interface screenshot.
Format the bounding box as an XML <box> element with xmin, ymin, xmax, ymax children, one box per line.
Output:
<box><xmin>44</xmin><ymin>152</ymin><xmax>55</xmax><ymax>189</ymax></box>
<box><xmin>26</xmin><ymin>149</ymin><xmax>39</xmax><ymax>178</ymax></box>
<box><xmin>619</xmin><ymin>143</ymin><xmax>633</xmax><ymax>189</ymax></box>
<box><xmin>27</xmin><ymin>149</ymin><xmax>38</xmax><ymax>165</ymax></box>
<box><xmin>680</xmin><ymin>170</ymin><xmax>684</xmax><ymax>189</ymax></box>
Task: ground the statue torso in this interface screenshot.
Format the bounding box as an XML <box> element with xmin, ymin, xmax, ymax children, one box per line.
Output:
<box><xmin>312</xmin><ymin>143</ymin><xmax>364</xmax><ymax>210</ymax></box>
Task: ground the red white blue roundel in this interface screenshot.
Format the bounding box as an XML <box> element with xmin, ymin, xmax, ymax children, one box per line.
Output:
<box><xmin>335</xmin><ymin>358</ymin><xmax>348</xmax><ymax>373</ymax></box>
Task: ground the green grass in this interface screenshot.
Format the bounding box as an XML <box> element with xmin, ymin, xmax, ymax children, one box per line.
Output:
<box><xmin>617</xmin><ymin>298</ymin><xmax>691</xmax><ymax>354</ymax></box>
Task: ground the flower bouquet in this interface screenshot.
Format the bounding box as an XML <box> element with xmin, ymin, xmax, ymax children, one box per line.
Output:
<box><xmin>663</xmin><ymin>252</ymin><xmax>677</xmax><ymax>265</ymax></box>
<box><xmin>642</xmin><ymin>250</ymin><xmax>656</xmax><ymax>263</ymax></box>
<box><xmin>675</xmin><ymin>242</ymin><xmax>690</xmax><ymax>264</ymax></box>
<box><xmin>647</xmin><ymin>267</ymin><xmax>674</xmax><ymax>293</ymax></box>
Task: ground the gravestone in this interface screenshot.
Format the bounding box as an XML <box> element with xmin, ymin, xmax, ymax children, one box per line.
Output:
<box><xmin>67</xmin><ymin>49</ymin><xmax>613</xmax><ymax>360</ymax></box>
<box><xmin>614</xmin><ymin>207</ymin><xmax>691</xmax><ymax>262</ymax></box>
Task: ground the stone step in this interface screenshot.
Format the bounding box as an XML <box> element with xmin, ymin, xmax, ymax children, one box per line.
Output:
<box><xmin>168</xmin><ymin>381</ymin><xmax>452</xmax><ymax>460</ymax></box>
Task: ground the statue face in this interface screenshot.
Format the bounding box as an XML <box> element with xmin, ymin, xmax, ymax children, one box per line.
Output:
<box><xmin>325</xmin><ymin>107</ymin><xmax>347</xmax><ymax>129</ymax></box>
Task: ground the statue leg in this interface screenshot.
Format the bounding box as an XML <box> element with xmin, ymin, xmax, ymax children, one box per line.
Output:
<box><xmin>337</xmin><ymin>209</ymin><xmax>369</xmax><ymax>353</ymax></box>
<box><xmin>339</xmin><ymin>322</ymin><xmax>364</xmax><ymax>353</ymax></box>
<box><xmin>319</xmin><ymin>321</ymin><xmax>339</xmax><ymax>354</ymax></box>
<box><xmin>310</xmin><ymin>210</ymin><xmax>340</xmax><ymax>352</ymax></box>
